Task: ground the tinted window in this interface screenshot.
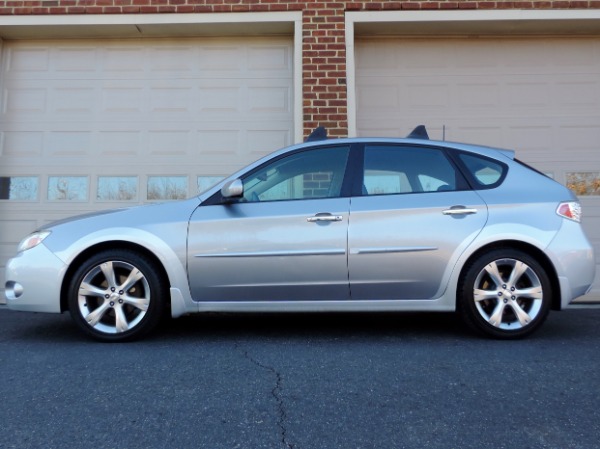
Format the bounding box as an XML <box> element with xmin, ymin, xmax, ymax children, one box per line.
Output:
<box><xmin>242</xmin><ymin>146</ymin><xmax>350</xmax><ymax>202</ymax></box>
<box><xmin>458</xmin><ymin>153</ymin><xmax>507</xmax><ymax>188</ymax></box>
<box><xmin>363</xmin><ymin>145</ymin><xmax>462</xmax><ymax>195</ymax></box>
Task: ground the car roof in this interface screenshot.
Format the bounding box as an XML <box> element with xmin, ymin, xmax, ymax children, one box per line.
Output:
<box><xmin>287</xmin><ymin>136</ymin><xmax>516</xmax><ymax>161</ymax></box>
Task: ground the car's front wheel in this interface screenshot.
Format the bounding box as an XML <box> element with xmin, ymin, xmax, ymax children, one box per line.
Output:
<box><xmin>458</xmin><ymin>248</ymin><xmax>552</xmax><ymax>339</ymax></box>
<box><xmin>68</xmin><ymin>249</ymin><xmax>167</xmax><ymax>342</ymax></box>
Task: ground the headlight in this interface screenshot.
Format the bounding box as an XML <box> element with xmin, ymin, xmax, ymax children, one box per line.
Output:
<box><xmin>18</xmin><ymin>231</ymin><xmax>51</xmax><ymax>252</ymax></box>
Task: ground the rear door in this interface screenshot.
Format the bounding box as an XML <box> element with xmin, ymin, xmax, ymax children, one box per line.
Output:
<box><xmin>348</xmin><ymin>144</ymin><xmax>488</xmax><ymax>300</ymax></box>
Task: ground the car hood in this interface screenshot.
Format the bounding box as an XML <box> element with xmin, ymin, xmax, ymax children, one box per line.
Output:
<box><xmin>42</xmin><ymin>198</ymin><xmax>201</xmax><ymax>232</ymax></box>
<box><xmin>42</xmin><ymin>208</ymin><xmax>129</xmax><ymax>229</ymax></box>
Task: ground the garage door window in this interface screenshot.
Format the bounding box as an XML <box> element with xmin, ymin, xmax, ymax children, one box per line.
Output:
<box><xmin>48</xmin><ymin>176</ymin><xmax>88</xmax><ymax>201</ymax></box>
<box><xmin>197</xmin><ymin>176</ymin><xmax>225</xmax><ymax>195</ymax></box>
<box><xmin>147</xmin><ymin>176</ymin><xmax>188</xmax><ymax>201</ymax></box>
<box><xmin>97</xmin><ymin>176</ymin><xmax>138</xmax><ymax>201</ymax></box>
<box><xmin>0</xmin><ymin>177</ymin><xmax>38</xmax><ymax>201</ymax></box>
<box><xmin>567</xmin><ymin>172</ymin><xmax>600</xmax><ymax>196</ymax></box>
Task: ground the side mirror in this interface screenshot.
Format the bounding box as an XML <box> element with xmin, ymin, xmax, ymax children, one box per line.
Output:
<box><xmin>220</xmin><ymin>178</ymin><xmax>244</xmax><ymax>199</ymax></box>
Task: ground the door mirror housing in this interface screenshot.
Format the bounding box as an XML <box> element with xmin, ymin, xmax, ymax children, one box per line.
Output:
<box><xmin>221</xmin><ymin>178</ymin><xmax>244</xmax><ymax>199</ymax></box>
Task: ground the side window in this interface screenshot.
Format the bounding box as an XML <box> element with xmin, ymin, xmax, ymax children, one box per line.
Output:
<box><xmin>363</xmin><ymin>145</ymin><xmax>461</xmax><ymax>195</ymax></box>
<box><xmin>242</xmin><ymin>146</ymin><xmax>350</xmax><ymax>202</ymax></box>
<box><xmin>458</xmin><ymin>153</ymin><xmax>507</xmax><ymax>188</ymax></box>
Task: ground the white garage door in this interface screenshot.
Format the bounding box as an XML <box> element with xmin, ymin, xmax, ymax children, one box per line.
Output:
<box><xmin>0</xmin><ymin>37</ymin><xmax>294</xmax><ymax>298</ymax></box>
<box><xmin>355</xmin><ymin>37</ymin><xmax>600</xmax><ymax>300</ymax></box>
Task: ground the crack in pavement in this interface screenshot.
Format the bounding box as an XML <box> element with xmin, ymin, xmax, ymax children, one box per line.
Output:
<box><xmin>241</xmin><ymin>347</ymin><xmax>294</xmax><ymax>449</ymax></box>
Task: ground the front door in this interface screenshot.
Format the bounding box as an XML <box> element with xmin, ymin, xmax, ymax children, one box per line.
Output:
<box><xmin>188</xmin><ymin>146</ymin><xmax>351</xmax><ymax>302</ymax></box>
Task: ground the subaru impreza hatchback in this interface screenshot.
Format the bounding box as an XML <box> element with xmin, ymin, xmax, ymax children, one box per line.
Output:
<box><xmin>5</xmin><ymin>126</ymin><xmax>595</xmax><ymax>341</ymax></box>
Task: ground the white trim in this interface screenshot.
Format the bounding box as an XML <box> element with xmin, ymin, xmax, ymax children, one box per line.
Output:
<box><xmin>0</xmin><ymin>11</ymin><xmax>301</xmax><ymax>27</ymax></box>
<box><xmin>345</xmin><ymin>18</ymin><xmax>357</xmax><ymax>139</ymax></box>
<box><xmin>293</xmin><ymin>17</ymin><xmax>303</xmax><ymax>143</ymax></box>
<box><xmin>345</xmin><ymin>9</ymin><xmax>600</xmax><ymax>137</ymax></box>
<box><xmin>346</xmin><ymin>9</ymin><xmax>600</xmax><ymax>24</ymax></box>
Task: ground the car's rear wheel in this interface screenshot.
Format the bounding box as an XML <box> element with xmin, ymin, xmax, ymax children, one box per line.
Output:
<box><xmin>68</xmin><ymin>249</ymin><xmax>167</xmax><ymax>342</ymax></box>
<box><xmin>458</xmin><ymin>249</ymin><xmax>552</xmax><ymax>339</ymax></box>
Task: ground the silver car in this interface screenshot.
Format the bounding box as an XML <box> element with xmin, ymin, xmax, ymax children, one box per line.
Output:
<box><xmin>4</xmin><ymin>126</ymin><xmax>595</xmax><ymax>341</ymax></box>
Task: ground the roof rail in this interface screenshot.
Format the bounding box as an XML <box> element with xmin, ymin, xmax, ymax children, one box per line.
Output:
<box><xmin>306</xmin><ymin>126</ymin><xmax>327</xmax><ymax>142</ymax></box>
<box><xmin>407</xmin><ymin>125</ymin><xmax>429</xmax><ymax>140</ymax></box>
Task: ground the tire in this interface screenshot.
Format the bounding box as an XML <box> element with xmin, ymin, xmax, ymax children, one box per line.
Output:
<box><xmin>458</xmin><ymin>248</ymin><xmax>552</xmax><ymax>339</ymax></box>
<box><xmin>68</xmin><ymin>249</ymin><xmax>167</xmax><ymax>342</ymax></box>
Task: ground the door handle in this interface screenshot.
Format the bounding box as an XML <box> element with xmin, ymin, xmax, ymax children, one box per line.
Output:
<box><xmin>442</xmin><ymin>206</ymin><xmax>478</xmax><ymax>216</ymax></box>
<box><xmin>307</xmin><ymin>213</ymin><xmax>343</xmax><ymax>222</ymax></box>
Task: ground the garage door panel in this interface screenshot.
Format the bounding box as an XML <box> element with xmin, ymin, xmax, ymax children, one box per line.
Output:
<box><xmin>4</xmin><ymin>46</ymin><xmax>50</xmax><ymax>72</ymax></box>
<box><xmin>246</xmin><ymin>128</ymin><xmax>292</xmax><ymax>159</ymax></box>
<box><xmin>555</xmin><ymin>78</ymin><xmax>600</xmax><ymax>109</ymax></box>
<box><xmin>356</xmin><ymin>37</ymin><xmax>600</xmax><ymax>300</ymax></box>
<box><xmin>248</xmin><ymin>84</ymin><xmax>291</xmax><ymax>114</ymax></box>
<box><xmin>0</xmin><ymin>130</ymin><xmax>43</xmax><ymax>157</ymax></box>
<box><xmin>3</xmin><ymin>86</ymin><xmax>47</xmax><ymax>114</ymax></box>
<box><xmin>5</xmin><ymin>80</ymin><xmax>292</xmax><ymax>123</ymax></box>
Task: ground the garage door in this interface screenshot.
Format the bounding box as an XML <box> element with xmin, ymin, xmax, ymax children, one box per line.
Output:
<box><xmin>355</xmin><ymin>37</ymin><xmax>600</xmax><ymax>300</ymax></box>
<box><xmin>0</xmin><ymin>37</ymin><xmax>294</xmax><ymax>299</ymax></box>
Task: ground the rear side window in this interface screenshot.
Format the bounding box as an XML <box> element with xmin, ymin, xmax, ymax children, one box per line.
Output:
<box><xmin>363</xmin><ymin>145</ymin><xmax>467</xmax><ymax>195</ymax></box>
<box><xmin>458</xmin><ymin>153</ymin><xmax>507</xmax><ymax>189</ymax></box>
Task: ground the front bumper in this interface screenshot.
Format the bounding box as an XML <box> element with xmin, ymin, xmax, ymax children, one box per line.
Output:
<box><xmin>4</xmin><ymin>244</ymin><xmax>67</xmax><ymax>313</ymax></box>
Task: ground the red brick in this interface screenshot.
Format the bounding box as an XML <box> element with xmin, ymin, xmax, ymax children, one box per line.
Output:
<box><xmin>194</xmin><ymin>5</ymin><xmax>214</xmax><ymax>12</ymax></box>
<box><xmin>345</xmin><ymin>2</ymin><xmax>363</xmax><ymax>9</ymax></box>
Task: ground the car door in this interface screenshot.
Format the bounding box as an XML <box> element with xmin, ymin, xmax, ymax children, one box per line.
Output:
<box><xmin>188</xmin><ymin>145</ymin><xmax>352</xmax><ymax>302</ymax></box>
<box><xmin>348</xmin><ymin>144</ymin><xmax>488</xmax><ymax>300</ymax></box>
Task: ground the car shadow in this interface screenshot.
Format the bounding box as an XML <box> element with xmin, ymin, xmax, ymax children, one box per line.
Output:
<box><xmin>3</xmin><ymin>307</ymin><xmax>597</xmax><ymax>344</ymax></box>
<box><xmin>157</xmin><ymin>311</ymin><xmax>467</xmax><ymax>342</ymax></box>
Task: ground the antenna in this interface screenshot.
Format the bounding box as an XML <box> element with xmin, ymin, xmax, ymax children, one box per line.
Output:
<box><xmin>406</xmin><ymin>125</ymin><xmax>429</xmax><ymax>140</ymax></box>
<box><xmin>443</xmin><ymin>125</ymin><xmax>446</xmax><ymax>141</ymax></box>
<box><xmin>306</xmin><ymin>126</ymin><xmax>327</xmax><ymax>142</ymax></box>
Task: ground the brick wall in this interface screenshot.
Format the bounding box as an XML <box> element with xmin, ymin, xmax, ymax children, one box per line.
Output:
<box><xmin>303</xmin><ymin>172</ymin><xmax>333</xmax><ymax>198</ymax></box>
<box><xmin>1</xmin><ymin>0</ymin><xmax>599</xmax><ymax>138</ymax></box>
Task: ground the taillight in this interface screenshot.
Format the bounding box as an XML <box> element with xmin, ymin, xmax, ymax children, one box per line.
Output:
<box><xmin>556</xmin><ymin>202</ymin><xmax>581</xmax><ymax>223</ymax></box>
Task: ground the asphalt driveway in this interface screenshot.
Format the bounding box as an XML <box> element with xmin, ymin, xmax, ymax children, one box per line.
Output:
<box><xmin>1</xmin><ymin>306</ymin><xmax>599</xmax><ymax>449</ymax></box>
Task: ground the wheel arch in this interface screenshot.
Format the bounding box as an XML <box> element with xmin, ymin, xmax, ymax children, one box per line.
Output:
<box><xmin>458</xmin><ymin>240</ymin><xmax>562</xmax><ymax>311</ymax></box>
<box><xmin>60</xmin><ymin>241</ymin><xmax>171</xmax><ymax>313</ymax></box>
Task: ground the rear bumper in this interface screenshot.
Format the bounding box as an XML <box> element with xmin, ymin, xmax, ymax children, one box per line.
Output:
<box><xmin>4</xmin><ymin>244</ymin><xmax>66</xmax><ymax>313</ymax></box>
<box><xmin>546</xmin><ymin>219</ymin><xmax>595</xmax><ymax>309</ymax></box>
